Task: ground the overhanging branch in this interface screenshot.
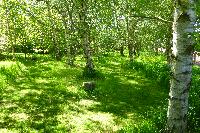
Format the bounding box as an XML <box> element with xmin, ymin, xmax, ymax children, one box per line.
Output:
<box><xmin>130</xmin><ymin>15</ymin><xmax>172</xmax><ymax>23</ymax></box>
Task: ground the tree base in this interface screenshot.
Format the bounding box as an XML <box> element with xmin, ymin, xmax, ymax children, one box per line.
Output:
<box><xmin>82</xmin><ymin>67</ymin><xmax>96</xmax><ymax>78</ymax></box>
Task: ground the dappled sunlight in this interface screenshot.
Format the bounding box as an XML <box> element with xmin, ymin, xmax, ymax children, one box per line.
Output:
<box><xmin>10</xmin><ymin>113</ymin><xmax>29</xmax><ymax>121</ymax></box>
<box><xmin>58</xmin><ymin>111</ymin><xmax>120</xmax><ymax>132</ymax></box>
<box><xmin>0</xmin><ymin>61</ymin><xmax>15</xmax><ymax>67</ymax></box>
<box><xmin>18</xmin><ymin>83</ymin><xmax>34</xmax><ymax>89</ymax></box>
<box><xmin>126</xmin><ymin>80</ymin><xmax>139</xmax><ymax>85</ymax></box>
<box><xmin>2</xmin><ymin>102</ymin><xmax>18</xmax><ymax>109</ymax></box>
<box><xmin>0</xmin><ymin>129</ymin><xmax>19</xmax><ymax>133</ymax></box>
<box><xmin>35</xmin><ymin>78</ymin><xmax>49</xmax><ymax>84</ymax></box>
<box><xmin>110</xmin><ymin>61</ymin><xmax>120</xmax><ymax>66</ymax></box>
<box><xmin>0</xmin><ymin>54</ymin><xmax>169</xmax><ymax>132</ymax></box>
<box><xmin>18</xmin><ymin>89</ymin><xmax>43</xmax><ymax>97</ymax></box>
<box><xmin>78</xmin><ymin>99</ymin><xmax>100</xmax><ymax>108</ymax></box>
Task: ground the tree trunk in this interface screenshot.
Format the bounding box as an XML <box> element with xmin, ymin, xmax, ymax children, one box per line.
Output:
<box><xmin>83</xmin><ymin>32</ymin><xmax>94</xmax><ymax>73</ymax></box>
<box><xmin>120</xmin><ymin>45</ymin><xmax>125</xmax><ymax>56</ymax></box>
<box><xmin>67</xmin><ymin>45</ymin><xmax>76</xmax><ymax>66</ymax></box>
<box><xmin>126</xmin><ymin>14</ymin><xmax>133</xmax><ymax>63</ymax></box>
<box><xmin>46</xmin><ymin>0</ymin><xmax>60</xmax><ymax>60</ymax></box>
<box><xmin>67</xmin><ymin>6</ymin><xmax>76</xmax><ymax>66</ymax></box>
<box><xmin>166</xmin><ymin>1</ymin><xmax>196</xmax><ymax>132</ymax></box>
<box><xmin>80</xmin><ymin>0</ymin><xmax>94</xmax><ymax>75</ymax></box>
<box><xmin>128</xmin><ymin>43</ymin><xmax>134</xmax><ymax>63</ymax></box>
<box><xmin>5</xmin><ymin>0</ymin><xmax>15</xmax><ymax>59</ymax></box>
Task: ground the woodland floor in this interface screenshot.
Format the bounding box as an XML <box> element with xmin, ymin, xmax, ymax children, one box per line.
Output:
<box><xmin>0</xmin><ymin>53</ymin><xmax>198</xmax><ymax>132</ymax></box>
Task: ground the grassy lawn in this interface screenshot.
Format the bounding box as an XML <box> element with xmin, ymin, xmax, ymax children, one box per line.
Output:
<box><xmin>0</xmin><ymin>54</ymin><xmax>174</xmax><ymax>132</ymax></box>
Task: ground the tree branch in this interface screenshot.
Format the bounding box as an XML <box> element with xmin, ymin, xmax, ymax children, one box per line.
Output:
<box><xmin>130</xmin><ymin>15</ymin><xmax>172</xmax><ymax>23</ymax></box>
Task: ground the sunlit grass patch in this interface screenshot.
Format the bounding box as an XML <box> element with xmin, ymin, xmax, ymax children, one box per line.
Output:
<box><xmin>78</xmin><ymin>99</ymin><xmax>100</xmax><ymax>107</ymax></box>
<box><xmin>35</xmin><ymin>78</ymin><xmax>49</xmax><ymax>84</ymax></box>
<box><xmin>0</xmin><ymin>54</ymin><xmax>170</xmax><ymax>132</ymax></box>
<box><xmin>57</xmin><ymin>111</ymin><xmax>120</xmax><ymax>132</ymax></box>
<box><xmin>0</xmin><ymin>129</ymin><xmax>20</xmax><ymax>133</ymax></box>
<box><xmin>9</xmin><ymin>113</ymin><xmax>29</xmax><ymax>121</ymax></box>
<box><xmin>18</xmin><ymin>89</ymin><xmax>43</xmax><ymax>97</ymax></box>
<box><xmin>0</xmin><ymin>61</ymin><xmax>16</xmax><ymax>67</ymax></box>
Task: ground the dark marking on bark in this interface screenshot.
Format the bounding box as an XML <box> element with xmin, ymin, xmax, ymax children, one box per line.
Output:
<box><xmin>179</xmin><ymin>13</ymin><xmax>190</xmax><ymax>22</ymax></box>
<box><xmin>172</xmin><ymin>75</ymin><xmax>181</xmax><ymax>82</ymax></box>
<box><xmin>170</xmin><ymin>71</ymin><xmax>174</xmax><ymax>77</ymax></box>
<box><xmin>171</xmin><ymin>54</ymin><xmax>182</xmax><ymax>62</ymax></box>
<box><xmin>185</xmin><ymin>45</ymin><xmax>194</xmax><ymax>55</ymax></box>
<box><xmin>181</xmin><ymin>70</ymin><xmax>191</xmax><ymax>75</ymax></box>
<box><xmin>183</xmin><ymin>114</ymin><xmax>187</xmax><ymax>122</ymax></box>
<box><xmin>182</xmin><ymin>88</ymin><xmax>189</xmax><ymax>94</ymax></box>
<box><xmin>169</xmin><ymin>96</ymin><xmax>184</xmax><ymax>101</ymax></box>
<box><xmin>182</xmin><ymin>81</ymin><xmax>191</xmax><ymax>94</ymax></box>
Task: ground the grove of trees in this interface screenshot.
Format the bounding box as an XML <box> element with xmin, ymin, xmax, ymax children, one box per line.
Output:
<box><xmin>0</xmin><ymin>0</ymin><xmax>200</xmax><ymax>132</ymax></box>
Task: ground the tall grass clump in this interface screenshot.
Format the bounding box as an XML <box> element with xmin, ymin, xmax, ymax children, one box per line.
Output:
<box><xmin>127</xmin><ymin>55</ymin><xmax>170</xmax><ymax>88</ymax></box>
<box><xmin>0</xmin><ymin>61</ymin><xmax>26</xmax><ymax>82</ymax></box>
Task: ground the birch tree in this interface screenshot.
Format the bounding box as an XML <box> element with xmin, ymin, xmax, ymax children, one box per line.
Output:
<box><xmin>78</xmin><ymin>0</ymin><xmax>95</xmax><ymax>76</ymax></box>
<box><xmin>166</xmin><ymin>0</ymin><xmax>196</xmax><ymax>132</ymax></box>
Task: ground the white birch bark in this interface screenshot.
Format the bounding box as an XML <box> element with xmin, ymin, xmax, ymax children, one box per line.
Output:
<box><xmin>166</xmin><ymin>0</ymin><xmax>196</xmax><ymax>132</ymax></box>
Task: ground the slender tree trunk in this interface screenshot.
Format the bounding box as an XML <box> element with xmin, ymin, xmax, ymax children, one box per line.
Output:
<box><xmin>126</xmin><ymin>15</ymin><xmax>133</xmax><ymax>63</ymax></box>
<box><xmin>120</xmin><ymin>45</ymin><xmax>125</xmax><ymax>56</ymax></box>
<box><xmin>58</xmin><ymin>10</ymin><xmax>74</xmax><ymax>65</ymax></box>
<box><xmin>5</xmin><ymin>0</ymin><xmax>15</xmax><ymax>59</ymax></box>
<box><xmin>127</xmin><ymin>18</ymin><xmax>138</xmax><ymax>63</ymax></box>
<box><xmin>83</xmin><ymin>31</ymin><xmax>94</xmax><ymax>73</ymax></box>
<box><xmin>80</xmin><ymin>0</ymin><xmax>94</xmax><ymax>75</ymax></box>
<box><xmin>46</xmin><ymin>0</ymin><xmax>60</xmax><ymax>60</ymax></box>
<box><xmin>128</xmin><ymin>43</ymin><xmax>134</xmax><ymax>62</ymax></box>
<box><xmin>67</xmin><ymin>6</ymin><xmax>76</xmax><ymax>66</ymax></box>
<box><xmin>166</xmin><ymin>1</ymin><xmax>196</xmax><ymax>132</ymax></box>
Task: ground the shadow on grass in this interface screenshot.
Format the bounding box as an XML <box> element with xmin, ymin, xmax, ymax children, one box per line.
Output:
<box><xmin>91</xmin><ymin>63</ymin><xmax>167</xmax><ymax>116</ymax></box>
<box><xmin>0</xmin><ymin>54</ymin><xmax>168</xmax><ymax>132</ymax></box>
<box><xmin>0</xmin><ymin>58</ymin><xmax>83</xmax><ymax>132</ymax></box>
<box><xmin>86</xmin><ymin>55</ymin><xmax>168</xmax><ymax>131</ymax></box>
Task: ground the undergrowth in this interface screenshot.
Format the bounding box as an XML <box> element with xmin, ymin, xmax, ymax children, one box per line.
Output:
<box><xmin>121</xmin><ymin>54</ymin><xmax>200</xmax><ymax>132</ymax></box>
<box><xmin>123</xmin><ymin>55</ymin><xmax>170</xmax><ymax>89</ymax></box>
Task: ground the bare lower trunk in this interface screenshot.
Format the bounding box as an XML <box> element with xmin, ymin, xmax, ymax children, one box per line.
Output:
<box><xmin>120</xmin><ymin>45</ymin><xmax>125</xmax><ymax>56</ymax></box>
<box><xmin>67</xmin><ymin>45</ymin><xmax>76</xmax><ymax>66</ymax></box>
<box><xmin>83</xmin><ymin>33</ymin><xmax>94</xmax><ymax>73</ymax></box>
<box><xmin>128</xmin><ymin>43</ymin><xmax>133</xmax><ymax>63</ymax></box>
<box><xmin>166</xmin><ymin>1</ymin><xmax>196</xmax><ymax>132</ymax></box>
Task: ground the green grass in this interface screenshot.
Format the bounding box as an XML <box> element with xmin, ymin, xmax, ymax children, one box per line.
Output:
<box><xmin>0</xmin><ymin>53</ymin><xmax>198</xmax><ymax>132</ymax></box>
